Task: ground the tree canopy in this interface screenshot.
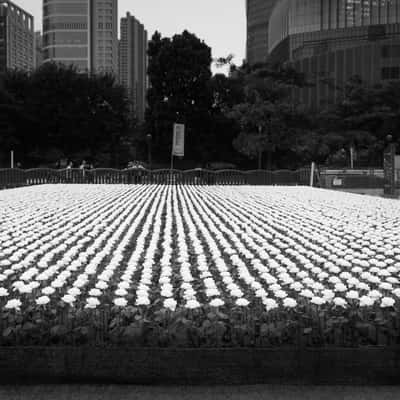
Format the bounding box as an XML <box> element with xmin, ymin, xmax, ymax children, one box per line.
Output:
<box><xmin>0</xmin><ymin>63</ymin><xmax>135</xmax><ymax>168</ymax></box>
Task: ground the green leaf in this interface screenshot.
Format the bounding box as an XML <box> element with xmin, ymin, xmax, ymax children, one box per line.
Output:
<box><xmin>2</xmin><ymin>327</ymin><xmax>13</xmax><ymax>337</ymax></box>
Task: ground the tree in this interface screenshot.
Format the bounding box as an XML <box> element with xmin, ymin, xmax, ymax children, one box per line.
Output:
<box><xmin>316</xmin><ymin>76</ymin><xmax>399</xmax><ymax>167</ymax></box>
<box><xmin>0</xmin><ymin>63</ymin><xmax>134</xmax><ymax>167</ymax></box>
<box><xmin>145</xmin><ymin>30</ymin><xmax>214</xmax><ymax>165</ymax></box>
<box><xmin>226</xmin><ymin>63</ymin><xmax>310</xmax><ymax>169</ymax></box>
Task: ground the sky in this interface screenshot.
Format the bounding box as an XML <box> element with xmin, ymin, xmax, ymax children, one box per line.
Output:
<box><xmin>15</xmin><ymin>0</ymin><xmax>246</xmax><ymax>70</ymax></box>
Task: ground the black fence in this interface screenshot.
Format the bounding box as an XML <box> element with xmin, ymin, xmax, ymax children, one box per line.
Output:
<box><xmin>0</xmin><ymin>168</ymin><xmax>312</xmax><ymax>188</ymax></box>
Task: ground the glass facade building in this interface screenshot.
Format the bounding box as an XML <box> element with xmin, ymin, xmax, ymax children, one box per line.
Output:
<box><xmin>246</xmin><ymin>0</ymin><xmax>278</xmax><ymax>64</ymax></box>
<box><xmin>0</xmin><ymin>1</ymin><xmax>34</xmax><ymax>72</ymax></box>
<box><xmin>43</xmin><ymin>0</ymin><xmax>118</xmax><ymax>74</ymax></box>
<box><xmin>268</xmin><ymin>0</ymin><xmax>400</xmax><ymax>108</ymax></box>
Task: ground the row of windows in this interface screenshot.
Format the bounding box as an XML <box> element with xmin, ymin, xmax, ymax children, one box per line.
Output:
<box><xmin>44</xmin><ymin>22</ymin><xmax>88</xmax><ymax>31</ymax></box>
<box><xmin>44</xmin><ymin>31</ymin><xmax>87</xmax><ymax>46</ymax></box>
<box><xmin>269</xmin><ymin>0</ymin><xmax>400</xmax><ymax>53</ymax></box>
<box><xmin>43</xmin><ymin>4</ymin><xmax>88</xmax><ymax>16</ymax></box>
<box><xmin>44</xmin><ymin>46</ymin><xmax>88</xmax><ymax>58</ymax></box>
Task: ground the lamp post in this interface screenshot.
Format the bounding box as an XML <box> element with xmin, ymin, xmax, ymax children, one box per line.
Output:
<box><xmin>146</xmin><ymin>134</ymin><xmax>152</xmax><ymax>170</ymax></box>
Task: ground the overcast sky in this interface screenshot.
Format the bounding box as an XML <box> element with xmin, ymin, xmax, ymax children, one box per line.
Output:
<box><xmin>15</xmin><ymin>0</ymin><xmax>246</xmax><ymax>69</ymax></box>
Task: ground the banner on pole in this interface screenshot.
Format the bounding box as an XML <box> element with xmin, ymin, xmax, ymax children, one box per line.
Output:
<box><xmin>173</xmin><ymin>124</ymin><xmax>185</xmax><ymax>157</ymax></box>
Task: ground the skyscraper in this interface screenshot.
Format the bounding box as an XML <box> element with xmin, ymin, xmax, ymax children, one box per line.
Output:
<box><xmin>246</xmin><ymin>0</ymin><xmax>278</xmax><ymax>65</ymax></box>
<box><xmin>119</xmin><ymin>12</ymin><xmax>147</xmax><ymax>121</ymax></box>
<box><xmin>91</xmin><ymin>0</ymin><xmax>118</xmax><ymax>74</ymax></box>
<box><xmin>35</xmin><ymin>31</ymin><xmax>43</xmax><ymax>69</ymax></box>
<box><xmin>268</xmin><ymin>0</ymin><xmax>400</xmax><ymax>108</ymax></box>
<box><xmin>0</xmin><ymin>0</ymin><xmax>34</xmax><ymax>72</ymax></box>
<box><xmin>42</xmin><ymin>0</ymin><xmax>118</xmax><ymax>75</ymax></box>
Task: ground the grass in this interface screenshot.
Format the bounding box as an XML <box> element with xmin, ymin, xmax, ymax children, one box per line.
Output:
<box><xmin>1</xmin><ymin>385</ymin><xmax>400</xmax><ymax>400</ymax></box>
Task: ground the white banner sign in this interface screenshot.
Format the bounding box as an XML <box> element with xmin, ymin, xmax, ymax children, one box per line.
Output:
<box><xmin>173</xmin><ymin>123</ymin><xmax>185</xmax><ymax>157</ymax></box>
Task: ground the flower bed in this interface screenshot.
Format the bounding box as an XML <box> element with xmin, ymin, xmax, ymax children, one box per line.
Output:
<box><xmin>0</xmin><ymin>185</ymin><xmax>399</xmax><ymax>348</ymax></box>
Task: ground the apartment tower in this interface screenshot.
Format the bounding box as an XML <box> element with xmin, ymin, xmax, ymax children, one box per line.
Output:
<box><xmin>42</xmin><ymin>0</ymin><xmax>118</xmax><ymax>74</ymax></box>
<box><xmin>119</xmin><ymin>12</ymin><xmax>147</xmax><ymax>121</ymax></box>
<box><xmin>0</xmin><ymin>0</ymin><xmax>34</xmax><ymax>72</ymax></box>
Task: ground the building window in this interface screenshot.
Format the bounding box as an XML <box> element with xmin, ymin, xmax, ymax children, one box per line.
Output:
<box><xmin>382</xmin><ymin>66</ymin><xmax>400</xmax><ymax>80</ymax></box>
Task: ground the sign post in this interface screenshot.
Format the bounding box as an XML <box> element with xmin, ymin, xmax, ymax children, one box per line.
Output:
<box><xmin>171</xmin><ymin>123</ymin><xmax>185</xmax><ymax>171</ymax></box>
<box><xmin>10</xmin><ymin>150</ymin><xmax>14</xmax><ymax>169</ymax></box>
<box><xmin>383</xmin><ymin>135</ymin><xmax>396</xmax><ymax>197</ymax></box>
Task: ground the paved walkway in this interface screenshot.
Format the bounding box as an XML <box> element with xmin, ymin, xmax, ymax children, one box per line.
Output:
<box><xmin>1</xmin><ymin>385</ymin><xmax>400</xmax><ymax>400</ymax></box>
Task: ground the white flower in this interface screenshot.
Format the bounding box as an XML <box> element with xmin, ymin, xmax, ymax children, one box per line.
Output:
<box><xmin>0</xmin><ymin>288</ymin><xmax>9</xmax><ymax>297</ymax></box>
<box><xmin>283</xmin><ymin>298</ymin><xmax>297</xmax><ymax>308</ymax></box>
<box><xmin>68</xmin><ymin>287</ymin><xmax>81</xmax><ymax>296</ymax></box>
<box><xmin>333</xmin><ymin>297</ymin><xmax>347</xmax><ymax>308</ymax></box>
<box><xmin>136</xmin><ymin>296</ymin><xmax>150</xmax><ymax>306</ymax></box>
<box><xmin>264</xmin><ymin>298</ymin><xmax>278</xmax><ymax>311</ymax></box>
<box><xmin>300</xmin><ymin>289</ymin><xmax>314</xmax><ymax>298</ymax></box>
<box><xmin>236</xmin><ymin>298</ymin><xmax>250</xmax><ymax>307</ymax></box>
<box><xmin>310</xmin><ymin>296</ymin><xmax>326</xmax><ymax>306</ymax></box>
<box><xmin>114</xmin><ymin>297</ymin><xmax>128</xmax><ymax>307</ymax></box>
<box><xmin>5</xmin><ymin>299</ymin><xmax>21</xmax><ymax>310</ymax></box>
<box><xmin>42</xmin><ymin>287</ymin><xmax>55</xmax><ymax>295</ymax></box>
<box><xmin>88</xmin><ymin>288</ymin><xmax>102</xmax><ymax>297</ymax></box>
<box><xmin>163</xmin><ymin>298</ymin><xmax>177</xmax><ymax>311</ymax></box>
<box><xmin>209</xmin><ymin>298</ymin><xmax>224</xmax><ymax>308</ymax></box>
<box><xmin>36</xmin><ymin>296</ymin><xmax>50</xmax><ymax>305</ymax></box>
<box><xmin>381</xmin><ymin>297</ymin><xmax>395</xmax><ymax>308</ymax></box>
<box><xmin>185</xmin><ymin>299</ymin><xmax>201</xmax><ymax>309</ymax></box>
<box><xmin>61</xmin><ymin>294</ymin><xmax>75</xmax><ymax>305</ymax></box>
<box><xmin>346</xmin><ymin>290</ymin><xmax>359</xmax><ymax>300</ymax></box>
<box><xmin>86</xmin><ymin>297</ymin><xmax>100</xmax><ymax>309</ymax></box>
<box><xmin>359</xmin><ymin>296</ymin><xmax>375</xmax><ymax>307</ymax></box>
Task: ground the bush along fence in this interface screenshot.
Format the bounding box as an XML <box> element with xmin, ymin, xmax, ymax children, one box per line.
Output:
<box><xmin>0</xmin><ymin>168</ymin><xmax>313</xmax><ymax>188</ymax></box>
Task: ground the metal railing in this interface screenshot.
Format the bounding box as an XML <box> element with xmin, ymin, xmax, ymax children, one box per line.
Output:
<box><xmin>0</xmin><ymin>168</ymin><xmax>312</xmax><ymax>188</ymax></box>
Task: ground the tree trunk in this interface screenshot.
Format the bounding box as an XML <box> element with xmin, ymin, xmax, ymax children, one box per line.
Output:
<box><xmin>266</xmin><ymin>148</ymin><xmax>272</xmax><ymax>170</ymax></box>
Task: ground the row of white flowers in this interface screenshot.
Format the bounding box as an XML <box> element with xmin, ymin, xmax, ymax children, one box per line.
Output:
<box><xmin>0</xmin><ymin>184</ymin><xmax>399</xmax><ymax>312</ymax></box>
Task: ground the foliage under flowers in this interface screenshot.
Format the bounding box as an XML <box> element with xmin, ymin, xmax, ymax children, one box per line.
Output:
<box><xmin>0</xmin><ymin>185</ymin><xmax>399</xmax><ymax>347</ymax></box>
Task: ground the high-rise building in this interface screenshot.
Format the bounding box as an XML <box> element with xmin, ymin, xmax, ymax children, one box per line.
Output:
<box><xmin>246</xmin><ymin>0</ymin><xmax>278</xmax><ymax>65</ymax></box>
<box><xmin>91</xmin><ymin>0</ymin><xmax>118</xmax><ymax>74</ymax></box>
<box><xmin>42</xmin><ymin>0</ymin><xmax>118</xmax><ymax>74</ymax></box>
<box><xmin>119</xmin><ymin>12</ymin><xmax>148</xmax><ymax>121</ymax></box>
<box><xmin>268</xmin><ymin>0</ymin><xmax>400</xmax><ymax>108</ymax></box>
<box><xmin>35</xmin><ymin>31</ymin><xmax>43</xmax><ymax>69</ymax></box>
<box><xmin>0</xmin><ymin>0</ymin><xmax>34</xmax><ymax>72</ymax></box>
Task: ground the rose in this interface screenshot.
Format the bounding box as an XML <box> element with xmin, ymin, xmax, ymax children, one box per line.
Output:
<box><xmin>310</xmin><ymin>296</ymin><xmax>325</xmax><ymax>306</ymax></box>
<box><xmin>359</xmin><ymin>296</ymin><xmax>375</xmax><ymax>307</ymax></box>
<box><xmin>346</xmin><ymin>290</ymin><xmax>359</xmax><ymax>300</ymax></box>
<box><xmin>114</xmin><ymin>297</ymin><xmax>128</xmax><ymax>307</ymax></box>
<box><xmin>263</xmin><ymin>298</ymin><xmax>278</xmax><ymax>311</ymax></box>
<box><xmin>86</xmin><ymin>297</ymin><xmax>100</xmax><ymax>309</ymax></box>
<box><xmin>283</xmin><ymin>298</ymin><xmax>297</xmax><ymax>308</ymax></box>
<box><xmin>185</xmin><ymin>299</ymin><xmax>201</xmax><ymax>309</ymax></box>
<box><xmin>136</xmin><ymin>296</ymin><xmax>150</xmax><ymax>306</ymax></box>
<box><xmin>209</xmin><ymin>298</ymin><xmax>224</xmax><ymax>308</ymax></box>
<box><xmin>381</xmin><ymin>297</ymin><xmax>395</xmax><ymax>308</ymax></box>
<box><xmin>163</xmin><ymin>298</ymin><xmax>177</xmax><ymax>311</ymax></box>
<box><xmin>5</xmin><ymin>299</ymin><xmax>21</xmax><ymax>310</ymax></box>
<box><xmin>61</xmin><ymin>294</ymin><xmax>75</xmax><ymax>305</ymax></box>
<box><xmin>42</xmin><ymin>287</ymin><xmax>55</xmax><ymax>295</ymax></box>
<box><xmin>333</xmin><ymin>297</ymin><xmax>347</xmax><ymax>308</ymax></box>
<box><xmin>88</xmin><ymin>288</ymin><xmax>102</xmax><ymax>297</ymax></box>
<box><xmin>36</xmin><ymin>296</ymin><xmax>50</xmax><ymax>305</ymax></box>
<box><xmin>235</xmin><ymin>298</ymin><xmax>250</xmax><ymax>307</ymax></box>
